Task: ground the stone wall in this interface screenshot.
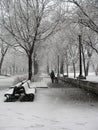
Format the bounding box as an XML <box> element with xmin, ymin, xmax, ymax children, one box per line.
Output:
<box><xmin>60</xmin><ymin>77</ymin><xmax>98</xmax><ymax>94</ymax></box>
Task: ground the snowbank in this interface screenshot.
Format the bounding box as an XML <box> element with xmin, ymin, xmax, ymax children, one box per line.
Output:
<box><xmin>67</xmin><ymin>72</ymin><xmax>98</xmax><ymax>82</ymax></box>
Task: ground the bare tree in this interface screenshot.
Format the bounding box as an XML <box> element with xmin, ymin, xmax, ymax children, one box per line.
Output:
<box><xmin>0</xmin><ymin>25</ymin><xmax>10</xmax><ymax>75</ymax></box>
<box><xmin>66</xmin><ymin>0</ymin><xmax>98</xmax><ymax>33</ymax></box>
<box><xmin>0</xmin><ymin>0</ymin><xmax>60</xmax><ymax>80</ymax></box>
<box><xmin>67</xmin><ymin>0</ymin><xmax>98</xmax><ymax>51</ymax></box>
<box><xmin>68</xmin><ymin>42</ymin><xmax>79</xmax><ymax>78</ymax></box>
<box><xmin>0</xmin><ymin>41</ymin><xmax>9</xmax><ymax>75</ymax></box>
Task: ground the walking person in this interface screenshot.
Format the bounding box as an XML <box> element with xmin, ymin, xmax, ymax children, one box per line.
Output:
<box><xmin>50</xmin><ymin>70</ymin><xmax>55</xmax><ymax>83</ymax></box>
<box><xmin>55</xmin><ymin>73</ymin><xmax>58</xmax><ymax>83</ymax></box>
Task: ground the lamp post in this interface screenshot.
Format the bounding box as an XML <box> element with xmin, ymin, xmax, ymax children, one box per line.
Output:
<box><xmin>77</xmin><ymin>35</ymin><xmax>86</xmax><ymax>79</ymax></box>
<box><xmin>79</xmin><ymin>35</ymin><xmax>82</xmax><ymax>76</ymax></box>
<box><xmin>58</xmin><ymin>55</ymin><xmax>59</xmax><ymax>76</ymax></box>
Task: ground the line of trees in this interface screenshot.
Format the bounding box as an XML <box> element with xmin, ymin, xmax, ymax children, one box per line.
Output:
<box><xmin>0</xmin><ymin>0</ymin><xmax>98</xmax><ymax>79</ymax></box>
<box><xmin>46</xmin><ymin>0</ymin><xmax>98</xmax><ymax>77</ymax></box>
<box><xmin>0</xmin><ymin>0</ymin><xmax>62</xmax><ymax>80</ymax></box>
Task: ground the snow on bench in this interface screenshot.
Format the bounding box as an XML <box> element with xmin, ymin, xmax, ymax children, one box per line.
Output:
<box><xmin>4</xmin><ymin>80</ymin><xmax>32</xmax><ymax>102</ymax></box>
<box><xmin>4</xmin><ymin>86</ymin><xmax>20</xmax><ymax>102</ymax></box>
<box><xmin>5</xmin><ymin>80</ymin><xmax>26</xmax><ymax>95</ymax></box>
<box><xmin>4</xmin><ymin>88</ymin><xmax>14</xmax><ymax>97</ymax></box>
<box><xmin>22</xmin><ymin>81</ymin><xmax>36</xmax><ymax>95</ymax></box>
<box><xmin>10</xmin><ymin>82</ymin><xmax>24</xmax><ymax>89</ymax></box>
<box><xmin>20</xmin><ymin>81</ymin><xmax>36</xmax><ymax>101</ymax></box>
<box><xmin>5</xmin><ymin>82</ymin><xmax>22</xmax><ymax>97</ymax></box>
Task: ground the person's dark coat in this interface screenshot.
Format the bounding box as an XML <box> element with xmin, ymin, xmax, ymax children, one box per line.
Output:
<box><xmin>50</xmin><ymin>71</ymin><xmax>55</xmax><ymax>83</ymax></box>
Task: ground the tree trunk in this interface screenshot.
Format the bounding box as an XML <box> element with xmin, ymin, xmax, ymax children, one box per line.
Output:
<box><xmin>28</xmin><ymin>54</ymin><xmax>33</xmax><ymax>80</ymax></box>
<box><xmin>0</xmin><ymin>56</ymin><xmax>4</xmax><ymax>75</ymax></box>
<box><xmin>85</xmin><ymin>55</ymin><xmax>92</xmax><ymax>76</ymax></box>
<box><xmin>34</xmin><ymin>60</ymin><xmax>38</xmax><ymax>75</ymax></box>
<box><xmin>73</xmin><ymin>62</ymin><xmax>76</xmax><ymax>78</ymax></box>
<box><xmin>47</xmin><ymin>64</ymin><xmax>49</xmax><ymax>74</ymax></box>
<box><xmin>60</xmin><ymin>59</ymin><xmax>64</xmax><ymax>74</ymax></box>
<box><xmin>85</xmin><ymin>61</ymin><xmax>90</xmax><ymax>76</ymax></box>
<box><xmin>81</xmin><ymin>45</ymin><xmax>86</xmax><ymax>77</ymax></box>
<box><xmin>66</xmin><ymin>63</ymin><xmax>69</xmax><ymax>77</ymax></box>
<box><xmin>33</xmin><ymin>53</ymin><xmax>39</xmax><ymax>75</ymax></box>
<box><xmin>0</xmin><ymin>64</ymin><xmax>2</xmax><ymax>75</ymax></box>
<box><xmin>82</xmin><ymin>52</ymin><xmax>86</xmax><ymax>77</ymax></box>
<box><xmin>95</xmin><ymin>65</ymin><xmax>98</xmax><ymax>76</ymax></box>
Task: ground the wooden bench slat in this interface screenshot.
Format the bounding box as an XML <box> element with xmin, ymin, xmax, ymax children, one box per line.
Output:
<box><xmin>26</xmin><ymin>88</ymin><xmax>36</xmax><ymax>94</ymax></box>
<box><xmin>22</xmin><ymin>82</ymin><xmax>35</xmax><ymax>94</ymax></box>
<box><xmin>5</xmin><ymin>88</ymin><xmax>14</xmax><ymax>95</ymax></box>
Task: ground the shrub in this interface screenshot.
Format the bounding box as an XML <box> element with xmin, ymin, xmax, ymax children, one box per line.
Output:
<box><xmin>13</xmin><ymin>75</ymin><xmax>28</xmax><ymax>85</ymax></box>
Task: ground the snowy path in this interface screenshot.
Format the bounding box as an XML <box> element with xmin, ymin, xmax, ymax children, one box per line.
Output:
<box><xmin>0</xmin><ymin>78</ymin><xmax>98</xmax><ymax>130</ymax></box>
<box><xmin>0</xmin><ymin>76</ymin><xmax>15</xmax><ymax>90</ymax></box>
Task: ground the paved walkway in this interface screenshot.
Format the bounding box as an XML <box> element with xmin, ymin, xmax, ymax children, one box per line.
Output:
<box><xmin>30</xmin><ymin>77</ymin><xmax>98</xmax><ymax>130</ymax></box>
<box><xmin>30</xmin><ymin>76</ymin><xmax>51</xmax><ymax>88</ymax></box>
<box><xmin>30</xmin><ymin>77</ymin><xmax>98</xmax><ymax>104</ymax></box>
<box><xmin>0</xmin><ymin>77</ymin><xmax>98</xmax><ymax>130</ymax></box>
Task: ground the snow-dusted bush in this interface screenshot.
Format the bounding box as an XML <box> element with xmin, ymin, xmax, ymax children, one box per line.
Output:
<box><xmin>13</xmin><ymin>75</ymin><xmax>28</xmax><ymax>85</ymax></box>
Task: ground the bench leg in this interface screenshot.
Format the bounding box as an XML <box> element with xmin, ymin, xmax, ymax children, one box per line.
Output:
<box><xmin>29</xmin><ymin>94</ymin><xmax>34</xmax><ymax>101</ymax></box>
<box><xmin>4</xmin><ymin>94</ymin><xmax>20</xmax><ymax>102</ymax></box>
<box><xmin>20</xmin><ymin>94</ymin><xmax>34</xmax><ymax>102</ymax></box>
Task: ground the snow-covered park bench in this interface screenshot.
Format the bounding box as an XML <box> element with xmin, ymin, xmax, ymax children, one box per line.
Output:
<box><xmin>4</xmin><ymin>80</ymin><xmax>27</xmax><ymax>102</ymax></box>
<box><xmin>20</xmin><ymin>80</ymin><xmax>36</xmax><ymax>101</ymax></box>
<box><xmin>4</xmin><ymin>80</ymin><xmax>36</xmax><ymax>102</ymax></box>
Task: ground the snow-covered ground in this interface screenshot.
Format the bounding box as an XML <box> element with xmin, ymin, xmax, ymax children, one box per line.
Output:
<box><xmin>86</xmin><ymin>73</ymin><xmax>98</xmax><ymax>82</ymax></box>
<box><xmin>0</xmin><ymin>76</ymin><xmax>15</xmax><ymax>90</ymax></box>
<box><xmin>0</xmin><ymin>76</ymin><xmax>98</xmax><ymax>130</ymax></box>
<box><xmin>67</xmin><ymin>72</ymin><xmax>98</xmax><ymax>82</ymax></box>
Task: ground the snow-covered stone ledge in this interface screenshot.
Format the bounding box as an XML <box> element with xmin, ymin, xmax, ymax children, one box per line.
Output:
<box><xmin>60</xmin><ymin>77</ymin><xmax>98</xmax><ymax>94</ymax></box>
